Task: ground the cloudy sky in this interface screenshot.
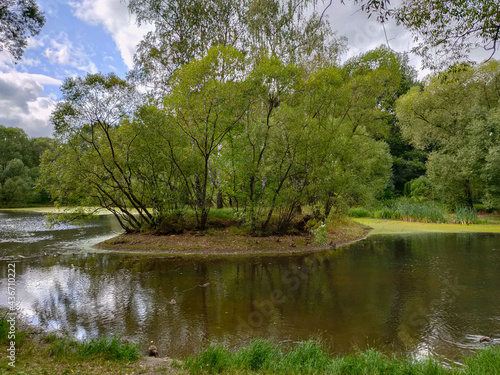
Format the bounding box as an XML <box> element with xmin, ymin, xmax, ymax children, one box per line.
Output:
<box><xmin>0</xmin><ymin>0</ymin><xmax>493</xmax><ymax>138</ymax></box>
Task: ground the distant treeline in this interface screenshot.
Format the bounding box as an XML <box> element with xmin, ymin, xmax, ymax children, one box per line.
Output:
<box><xmin>0</xmin><ymin>125</ymin><xmax>53</xmax><ymax>207</ymax></box>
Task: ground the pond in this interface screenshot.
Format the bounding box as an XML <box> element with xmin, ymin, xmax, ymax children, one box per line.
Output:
<box><xmin>0</xmin><ymin>210</ymin><xmax>499</xmax><ymax>363</ymax></box>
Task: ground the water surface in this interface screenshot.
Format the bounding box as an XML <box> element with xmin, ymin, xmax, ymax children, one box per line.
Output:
<box><xmin>0</xmin><ymin>210</ymin><xmax>499</xmax><ymax>362</ymax></box>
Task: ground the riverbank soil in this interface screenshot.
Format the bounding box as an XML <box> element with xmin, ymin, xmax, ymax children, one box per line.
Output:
<box><xmin>97</xmin><ymin>218</ymin><xmax>370</xmax><ymax>256</ymax></box>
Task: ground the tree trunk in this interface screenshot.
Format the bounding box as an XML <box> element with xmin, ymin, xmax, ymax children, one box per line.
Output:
<box><xmin>216</xmin><ymin>189</ymin><xmax>223</xmax><ymax>209</ymax></box>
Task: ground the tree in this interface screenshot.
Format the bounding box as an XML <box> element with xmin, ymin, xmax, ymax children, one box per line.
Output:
<box><xmin>42</xmin><ymin>73</ymin><xmax>157</xmax><ymax>231</ymax></box>
<box><xmin>0</xmin><ymin>125</ymin><xmax>52</xmax><ymax>206</ymax></box>
<box><xmin>0</xmin><ymin>0</ymin><xmax>45</xmax><ymax>60</ymax></box>
<box><xmin>0</xmin><ymin>125</ymin><xmax>32</xmax><ymax>168</ymax></box>
<box><xmin>352</xmin><ymin>0</ymin><xmax>499</xmax><ymax>68</ymax></box>
<box><xmin>343</xmin><ymin>46</ymin><xmax>425</xmax><ymax>197</ymax></box>
<box><xmin>162</xmin><ymin>46</ymin><xmax>248</xmax><ymax>228</ymax></box>
<box><xmin>396</xmin><ymin>0</ymin><xmax>500</xmax><ymax>68</ymax></box>
<box><xmin>396</xmin><ymin>61</ymin><xmax>500</xmax><ymax>208</ymax></box>
<box><xmin>128</xmin><ymin>0</ymin><xmax>344</xmax><ymax>92</ymax></box>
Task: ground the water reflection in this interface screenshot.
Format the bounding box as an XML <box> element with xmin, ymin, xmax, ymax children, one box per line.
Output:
<box><xmin>0</xmin><ymin>211</ymin><xmax>499</xmax><ymax>362</ymax></box>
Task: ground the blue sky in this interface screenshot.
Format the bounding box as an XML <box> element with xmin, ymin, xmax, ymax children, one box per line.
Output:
<box><xmin>0</xmin><ymin>0</ymin><xmax>150</xmax><ymax>137</ymax></box>
<box><xmin>0</xmin><ymin>0</ymin><xmax>494</xmax><ymax>138</ymax></box>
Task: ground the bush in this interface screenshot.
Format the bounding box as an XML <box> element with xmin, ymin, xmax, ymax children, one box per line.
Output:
<box><xmin>312</xmin><ymin>222</ymin><xmax>328</xmax><ymax>244</ymax></box>
<box><xmin>348</xmin><ymin>207</ymin><xmax>372</xmax><ymax>218</ymax></box>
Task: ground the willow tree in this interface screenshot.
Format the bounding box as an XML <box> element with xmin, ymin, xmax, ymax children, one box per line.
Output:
<box><xmin>40</xmin><ymin>73</ymin><xmax>158</xmax><ymax>231</ymax></box>
<box><xmin>161</xmin><ymin>46</ymin><xmax>248</xmax><ymax>229</ymax></box>
<box><xmin>128</xmin><ymin>0</ymin><xmax>344</xmax><ymax>92</ymax></box>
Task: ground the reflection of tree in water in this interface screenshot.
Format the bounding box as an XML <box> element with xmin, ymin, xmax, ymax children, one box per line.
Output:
<box><xmin>33</xmin><ymin>261</ymin><xmax>148</xmax><ymax>340</ymax></box>
<box><xmin>7</xmin><ymin>233</ymin><xmax>500</xmax><ymax>360</ymax></box>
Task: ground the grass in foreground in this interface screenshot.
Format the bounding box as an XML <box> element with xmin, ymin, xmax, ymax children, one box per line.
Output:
<box><xmin>2</xmin><ymin>315</ymin><xmax>500</xmax><ymax>375</ymax></box>
<box><xmin>185</xmin><ymin>339</ymin><xmax>500</xmax><ymax>375</ymax></box>
<box><xmin>0</xmin><ymin>313</ymin><xmax>152</xmax><ymax>374</ymax></box>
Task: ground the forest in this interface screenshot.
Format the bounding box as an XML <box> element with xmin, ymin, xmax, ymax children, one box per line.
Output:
<box><xmin>0</xmin><ymin>125</ymin><xmax>53</xmax><ymax>206</ymax></box>
<box><xmin>1</xmin><ymin>0</ymin><xmax>500</xmax><ymax>235</ymax></box>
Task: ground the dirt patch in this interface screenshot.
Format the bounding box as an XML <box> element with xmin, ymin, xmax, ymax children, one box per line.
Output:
<box><xmin>96</xmin><ymin>222</ymin><xmax>371</xmax><ymax>257</ymax></box>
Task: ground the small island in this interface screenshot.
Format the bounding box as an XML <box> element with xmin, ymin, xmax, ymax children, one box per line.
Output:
<box><xmin>97</xmin><ymin>216</ymin><xmax>371</xmax><ymax>256</ymax></box>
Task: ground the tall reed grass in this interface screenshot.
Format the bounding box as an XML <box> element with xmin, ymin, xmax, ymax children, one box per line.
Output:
<box><xmin>349</xmin><ymin>199</ymin><xmax>447</xmax><ymax>223</ymax></box>
<box><xmin>454</xmin><ymin>206</ymin><xmax>480</xmax><ymax>225</ymax></box>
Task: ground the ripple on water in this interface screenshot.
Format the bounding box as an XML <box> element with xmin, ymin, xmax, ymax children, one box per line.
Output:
<box><xmin>1</xmin><ymin>214</ymin><xmax>500</xmax><ymax>363</ymax></box>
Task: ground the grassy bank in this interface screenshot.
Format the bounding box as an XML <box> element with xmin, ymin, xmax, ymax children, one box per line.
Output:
<box><xmin>349</xmin><ymin>199</ymin><xmax>500</xmax><ymax>225</ymax></box>
<box><xmin>0</xmin><ymin>206</ymin><xmax>113</xmax><ymax>215</ymax></box>
<box><xmin>0</xmin><ymin>311</ymin><xmax>177</xmax><ymax>374</ymax></box>
<box><xmin>184</xmin><ymin>340</ymin><xmax>500</xmax><ymax>375</ymax></box>
<box><xmin>354</xmin><ymin>218</ymin><xmax>500</xmax><ymax>235</ymax></box>
<box><xmin>2</xmin><ymin>314</ymin><xmax>500</xmax><ymax>375</ymax></box>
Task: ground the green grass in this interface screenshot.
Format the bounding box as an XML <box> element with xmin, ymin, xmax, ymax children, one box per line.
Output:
<box><xmin>183</xmin><ymin>339</ymin><xmax>500</xmax><ymax>374</ymax></box>
<box><xmin>48</xmin><ymin>334</ymin><xmax>140</xmax><ymax>362</ymax></box>
<box><xmin>0</xmin><ymin>315</ymin><xmax>139</xmax><ymax>364</ymax></box>
<box><xmin>464</xmin><ymin>346</ymin><xmax>500</xmax><ymax>375</ymax></box>
<box><xmin>454</xmin><ymin>206</ymin><xmax>481</xmax><ymax>224</ymax></box>
<box><xmin>235</xmin><ymin>339</ymin><xmax>278</xmax><ymax>371</ymax></box>
<box><xmin>2</xmin><ymin>313</ymin><xmax>500</xmax><ymax>375</ymax></box>
<box><xmin>208</xmin><ymin>208</ymin><xmax>237</xmax><ymax>220</ymax></box>
<box><xmin>349</xmin><ymin>199</ymin><xmax>447</xmax><ymax>223</ymax></box>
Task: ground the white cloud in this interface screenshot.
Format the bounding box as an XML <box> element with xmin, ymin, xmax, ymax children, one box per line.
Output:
<box><xmin>45</xmin><ymin>39</ymin><xmax>71</xmax><ymax>65</ymax></box>
<box><xmin>328</xmin><ymin>4</ymin><xmax>415</xmax><ymax>60</ymax></box>
<box><xmin>27</xmin><ymin>36</ymin><xmax>46</xmax><ymax>50</ymax></box>
<box><xmin>44</xmin><ymin>33</ymin><xmax>98</xmax><ymax>73</ymax></box>
<box><xmin>70</xmin><ymin>0</ymin><xmax>152</xmax><ymax>69</ymax></box>
<box><xmin>0</xmin><ymin>67</ymin><xmax>62</xmax><ymax>137</ymax></box>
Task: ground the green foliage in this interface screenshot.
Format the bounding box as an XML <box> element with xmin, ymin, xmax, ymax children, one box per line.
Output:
<box><xmin>353</xmin><ymin>0</ymin><xmax>500</xmax><ymax>69</ymax></box>
<box><xmin>43</xmin><ymin>45</ymin><xmax>405</xmax><ymax>234</ymax></box>
<box><xmin>0</xmin><ymin>314</ymin><xmax>9</xmax><ymax>346</ymax></box>
<box><xmin>184</xmin><ymin>339</ymin><xmax>500</xmax><ymax>374</ymax></box>
<box><xmin>0</xmin><ymin>0</ymin><xmax>45</xmax><ymax>60</ymax></box>
<box><xmin>46</xmin><ymin>335</ymin><xmax>139</xmax><ymax>362</ymax></box>
<box><xmin>464</xmin><ymin>346</ymin><xmax>500</xmax><ymax>375</ymax></box>
<box><xmin>77</xmin><ymin>336</ymin><xmax>140</xmax><ymax>361</ymax></box>
<box><xmin>276</xmin><ymin>340</ymin><xmax>330</xmax><ymax>373</ymax></box>
<box><xmin>454</xmin><ymin>206</ymin><xmax>480</xmax><ymax>225</ymax></box>
<box><xmin>348</xmin><ymin>207</ymin><xmax>372</xmax><ymax>218</ymax></box>
<box><xmin>312</xmin><ymin>222</ymin><xmax>328</xmax><ymax>244</ymax></box>
<box><xmin>391</xmin><ymin>199</ymin><xmax>446</xmax><ymax>223</ymax></box>
<box><xmin>235</xmin><ymin>339</ymin><xmax>277</xmax><ymax>371</ymax></box>
<box><xmin>128</xmin><ymin>0</ymin><xmax>345</xmax><ymax>91</ymax></box>
<box><xmin>406</xmin><ymin>175</ymin><xmax>433</xmax><ymax>200</ymax></box>
<box><xmin>0</xmin><ymin>125</ymin><xmax>53</xmax><ymax>207</ymax></box>
<box><xmin>184</xmin><ymin>344</ymin><xmax>231</xmax><ymax>374</ymax></box>
<box><xmin>395</xmin><ymin>0</ymin><xmax>500</xmax><ymax>69</ymax></box>
<box><xmin>396</xmin><ymin>60</ymin><xmax>500</xmax><ymax>210</ymax></box>
<box><xmin>349</xmin><ymin>199</ymin><xmax>447</xmax><ymax>223</ymax></box>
